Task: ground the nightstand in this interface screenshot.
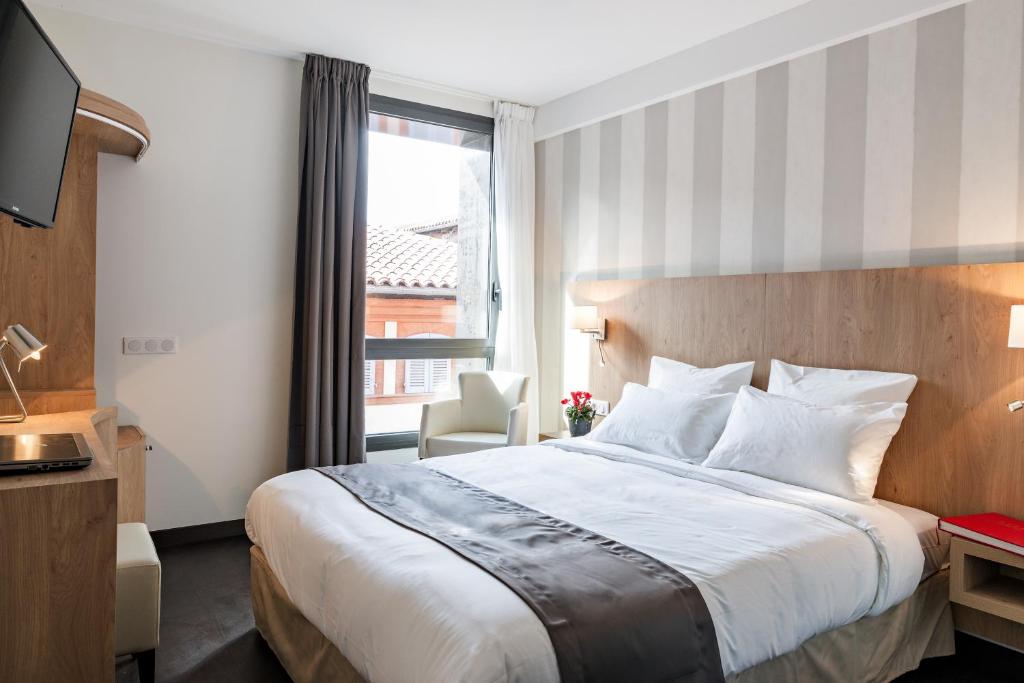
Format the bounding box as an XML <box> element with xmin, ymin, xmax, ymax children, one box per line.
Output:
<box><xmin>951</xmin><ymin>537</ymin><xmax>1024</xmax><ymax>622</ymax></box>
<box><xmin>538</xmin><ymin>430</ymin><xmax>571</xmax><ymax>442</ymax></box>
<box><xmin>950</xmin><ymin>536</ymin><xmax>1024</xmax><ymax>650</ymax></box>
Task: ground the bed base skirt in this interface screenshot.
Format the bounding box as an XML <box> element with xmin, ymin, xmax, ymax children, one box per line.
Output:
<box><xmin>251</xmin><ymin>545</ymin><xmax>363</xmax><ymax>683</ymax></box>
<box><xmin>250</xmin><ymin>544</ymin><xmax>954</xmax><ymax>683</ymax></box>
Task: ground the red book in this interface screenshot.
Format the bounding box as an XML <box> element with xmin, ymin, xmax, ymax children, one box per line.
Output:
<box><xmin>938</xmin><ymin>513</ymin><xmax>1024</xmax><ymax>557</ymax></box>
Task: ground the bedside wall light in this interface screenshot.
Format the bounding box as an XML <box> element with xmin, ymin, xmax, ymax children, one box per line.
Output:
<box><xmin>0</xmin><ymin>324</ymin><xmax>47</xmax><ymax>423</ymax></box>
<box><xmin>571</xmin><ymin>305</ymin><xmax>607</xmax><ymax>367</ymax></box>
<box><xmin>1008</xmin><ymin>306</ymin><xmax>1024</xmax><ymax>412</ymax></box>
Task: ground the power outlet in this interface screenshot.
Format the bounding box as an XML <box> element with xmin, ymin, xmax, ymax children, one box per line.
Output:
<box><xmin>123</xmin><ymin>337</ymin><xmax>177</xmax><ymax>355</ymax></box>
<box><xmin>592</xmin><ymin>399</ymin><xmax>610</xmax><ymax>416</ymax></box>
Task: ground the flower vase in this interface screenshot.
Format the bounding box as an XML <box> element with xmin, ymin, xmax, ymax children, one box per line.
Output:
<box><xmin>569</xmin><ymin>418</ymin><xmax>592</xmax><ymax>437</ymax></box>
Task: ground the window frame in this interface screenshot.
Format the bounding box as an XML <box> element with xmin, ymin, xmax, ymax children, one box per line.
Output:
<box><xmin>365</xmin><ymin>95</ymin><xmax>498</xmax><ymax>453</ymax></box>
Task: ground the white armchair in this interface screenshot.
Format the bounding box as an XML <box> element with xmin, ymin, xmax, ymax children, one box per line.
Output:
<box><xmin>418</xmin><ymin>371</ymin><xmax>530</xmax><ymax>459</ymax></box>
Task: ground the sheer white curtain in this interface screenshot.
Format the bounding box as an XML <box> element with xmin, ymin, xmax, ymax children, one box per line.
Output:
<box><xmin>493</xmin><ymin>102</ymin><xmax>539</xmax><ymax>442</ymax></box>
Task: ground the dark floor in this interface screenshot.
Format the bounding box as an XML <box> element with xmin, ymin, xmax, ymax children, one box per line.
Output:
<box><xmin>120</xmin><ymin>535</ymin><xmax>1024</xmax><ymax>682</ymax></box>
<box><xmin>116</xmin><ymin>536</ymin><xmax>289</xmax><ymax>683</ymax></box>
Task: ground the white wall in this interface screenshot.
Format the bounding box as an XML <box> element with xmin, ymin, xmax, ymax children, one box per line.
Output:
<box><xmin>30</xmin><ymin>5</ymin><xmax>302</xmax><ymax>530</ymax></box>
<box><xmin>29</xmin><ymin>5</ymin><xmax>495</xmax><ymax>531</ymax></box>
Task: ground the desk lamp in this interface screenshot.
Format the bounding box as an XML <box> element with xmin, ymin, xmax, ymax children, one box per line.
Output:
<box><xmin>0</xmin><ymin>324</ymin><xmax>47</xmax><ymax>423</ymax></box>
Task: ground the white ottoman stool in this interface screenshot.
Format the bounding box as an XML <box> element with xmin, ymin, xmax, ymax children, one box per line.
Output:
<box><xmin>116</xmin><ymin>523</ymin><xmax>161</xmax><ymax>683</ymax></box>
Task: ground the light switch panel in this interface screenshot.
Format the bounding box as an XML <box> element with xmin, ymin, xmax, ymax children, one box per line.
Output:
<box><xmin>592</xmin><ymin>399</ymin><xmax>610</xmax><ymax>416</ymax></box>
<box><xmin>123</xmin><ymin>337</ymin><xmax>177</xmax><ymax>355</ymax></box>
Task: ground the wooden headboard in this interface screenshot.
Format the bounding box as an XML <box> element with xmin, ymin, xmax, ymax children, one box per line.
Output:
<box><xmin>571</xmin><ymin>262</ymin><xmax>1024</xmax><ymax>519</ymax></box>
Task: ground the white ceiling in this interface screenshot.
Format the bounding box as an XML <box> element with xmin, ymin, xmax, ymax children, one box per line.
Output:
<box><xmin>31</xmin><ymin>0</ymin><xmax>813</xmax><ymax>105</ymax></box>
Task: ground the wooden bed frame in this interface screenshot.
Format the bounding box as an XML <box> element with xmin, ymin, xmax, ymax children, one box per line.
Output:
<box><xmin>253</xmin><ymin>262</ymin><xmax>1024</xmax><ymax>678</ymax></box>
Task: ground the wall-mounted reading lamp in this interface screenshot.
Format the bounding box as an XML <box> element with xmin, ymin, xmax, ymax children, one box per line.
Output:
<box><xmin>1008</xmin><ymin>306</ymin><xmax>1024</xmax><ymax>412</ymax></box>
<box><xmin>571</xmin><ymin>305</ymin><xmax>607</xmax><ymax>367</ymax></box>
<box><xmin>0</xmin><ymin>324</ymin><xmax>47</xmax><ymax>423</ymax></box>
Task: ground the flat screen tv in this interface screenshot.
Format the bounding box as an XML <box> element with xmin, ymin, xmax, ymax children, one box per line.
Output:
<box><xmin>0</xmin><ymin>0</ymin><xmax>80</xmax><ymax>229</ymax></box>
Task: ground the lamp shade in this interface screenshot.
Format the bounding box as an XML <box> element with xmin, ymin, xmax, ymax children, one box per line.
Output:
<box><xmin>571</xmin><ymin>306</ymin><xmax>600</xmax><ymax>331</ymax></box>
<box><xmin>1010</xmin><ymin>306</ymin><xmax>1024</xmax><ymax>348</ymax></box>
<box><xmin>2</xmin><ymin>324</ymin><xmax>46</xmax><ymax>362</ymax></box>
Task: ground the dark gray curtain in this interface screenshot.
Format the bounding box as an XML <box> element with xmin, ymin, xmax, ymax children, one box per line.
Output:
<box><xmin>287</xmin><ymin>55</ymin><xmax>369</xmax><ymax>470</ymax></box>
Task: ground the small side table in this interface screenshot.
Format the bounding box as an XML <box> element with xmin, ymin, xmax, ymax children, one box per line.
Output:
<box><xmin>538</xmin><ymin>430</ymin><xmax>571</xmax><ymax>442</ymax></box>
<box><xmin>950</xmin><ymin>536</ymin><xmax>1024</xmax><ymax>625</ymax></box>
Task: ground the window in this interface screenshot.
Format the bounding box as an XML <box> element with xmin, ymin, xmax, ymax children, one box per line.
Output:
<box><xmin>364</xmin><ymin>96</ymin><xmax>496</xmax><ymax>453</ymax></box>
<box><xmin>404</xmin><ymin>359</ymin><xmax>452</xmax><ymax>394</ymax></box>
<box><xmin>403</xmin><ymin>333</ymin><xmax>451</xmax><ymax>395</ymax></box>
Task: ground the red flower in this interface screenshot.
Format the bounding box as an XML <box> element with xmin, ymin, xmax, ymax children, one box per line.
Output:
<box><xmin>563</xmin><ymin>390</ymin><xmax>596</xmax><ymax>422</ymax></box>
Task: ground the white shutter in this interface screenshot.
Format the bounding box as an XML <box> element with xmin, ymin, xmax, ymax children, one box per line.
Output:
<box><xmin>364</xmin><ymin>361</ymin><xmax>375</xmax><ymax>395</ymax></box>
<box><xmin>430</xmin><ymin>359</ymin><xmax>451</xmax><ymax>393</ymax></box>
<box><xmin>405</xmin><ymin>359</ymin><xmax>428</xmax><ymax>394</ymax></box>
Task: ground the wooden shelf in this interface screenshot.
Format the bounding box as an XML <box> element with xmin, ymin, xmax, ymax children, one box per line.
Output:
<box><xmin>0</xmin><ymin>389</ymin><xmax>97</xmax><ymax>417</ymax></box>
<box><xmin>969</xmin><ymin>575</ymin><xmax>1024</xmax><ymax>607</ymax></box>
<box><xmin>74</xmin><ymin>88</ymin><xmax>151</xmax><ymax>161</ymax></box>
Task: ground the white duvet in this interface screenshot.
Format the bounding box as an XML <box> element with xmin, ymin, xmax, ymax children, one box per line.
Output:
<box><xmin>245</xmin><ymin>440</ymin><xmax>924</xmax><ymax>682</ymax></box>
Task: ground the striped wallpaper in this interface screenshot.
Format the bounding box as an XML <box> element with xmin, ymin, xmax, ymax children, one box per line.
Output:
<box><xmin>534</xmin><ymin>0</ymin><xmax>1024</xmax><ymax>431</ymax></box>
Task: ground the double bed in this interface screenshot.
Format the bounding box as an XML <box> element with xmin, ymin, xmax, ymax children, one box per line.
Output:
<box><xmin>246</xmin><ymin>262</ymin><xmax>1024</xmax><ymax>682</ymax></box>
<box><xmin>246</xmin><ymin>439</ymin><xmax>953</xmax><ymax>682</ymax></box>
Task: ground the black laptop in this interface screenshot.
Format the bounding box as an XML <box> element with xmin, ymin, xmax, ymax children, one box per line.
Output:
<box><xmin>0</xmin><ymin>433</ymin><xmax>93</xmax><ymax>474</ymax></box>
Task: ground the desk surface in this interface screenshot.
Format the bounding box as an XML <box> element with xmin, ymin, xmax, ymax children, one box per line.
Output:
<box><xmin>0</xmin><ymin>408</ymin><xmax>117</xmax><ymax>491</ymax></box>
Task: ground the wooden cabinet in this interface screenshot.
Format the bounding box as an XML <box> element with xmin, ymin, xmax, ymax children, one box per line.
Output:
<box><xmin>116</xmin><ymin>425</ymin><xmax>147</xmax><ymax>523</ymax></box>
<box><xmin>0</xmin><ymin>409</ymin><xmax>119</xmax><ymax>681</ymax></box>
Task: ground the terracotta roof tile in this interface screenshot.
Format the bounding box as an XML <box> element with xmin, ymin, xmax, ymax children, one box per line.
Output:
<box><xmin>367</xmin><ymin>225</ymin><xmax>457</xmax><ymax>290</ymax></box>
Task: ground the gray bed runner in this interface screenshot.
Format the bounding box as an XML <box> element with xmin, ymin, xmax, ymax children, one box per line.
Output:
<box><xmin>316</xmin><ymin>463</ymin><xmax>724</xmax><ymax>683</ymax></box>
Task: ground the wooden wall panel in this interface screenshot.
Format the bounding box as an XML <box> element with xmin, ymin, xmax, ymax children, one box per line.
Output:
<box><xmin>0</xmin><ymin>130</ymin><xmax>97</xmax><ymax>412</ymax></box>
<box><xmin>0</xmin><ymin>389</ymin><xmax>97</xmax><ymax>418</ymax></box>
<box><xmin>572</xmin><ymin>275</ymin><xmax>768</xmax><ymax>405</ymax></box>
<box><xmin>571</xmin><ymin>262</ymin><xmax>1024</xmax><ymax>519</ymax></box>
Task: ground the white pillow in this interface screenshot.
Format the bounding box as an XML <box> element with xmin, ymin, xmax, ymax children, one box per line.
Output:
<box><xmin>589</xmin><ymin>383</ymin><xmax>735</xmax><ymax>463</ymax></box>
<box><xmin>648</xmin><ymin>356</ymin><xmax>755</xmax><ymax>395</ymax></box>
<box><xmin>703</xmin><ymin>386</ymin><xmax>907</xmax><ymax>501</ymax></box>
<box><xmin>767</xmin><ymin>359</ymin><xmax>917</xmax><ymax>406</ymax></box>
